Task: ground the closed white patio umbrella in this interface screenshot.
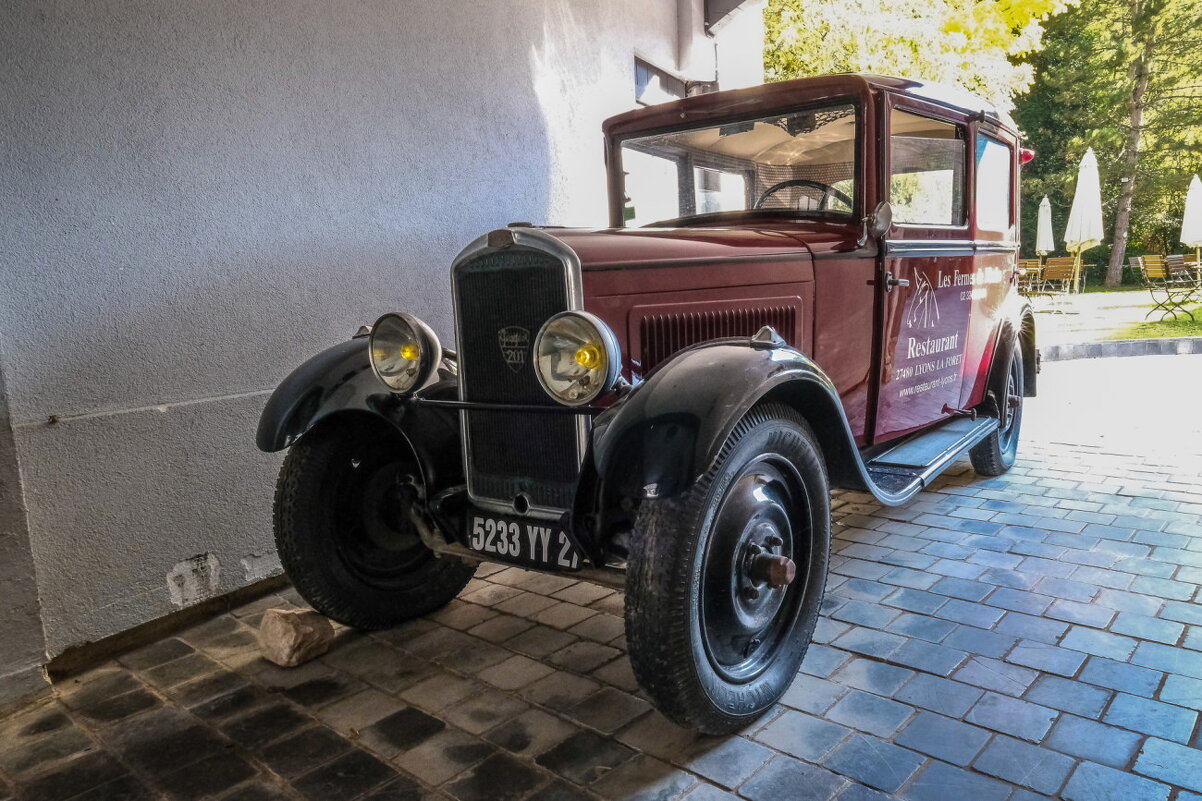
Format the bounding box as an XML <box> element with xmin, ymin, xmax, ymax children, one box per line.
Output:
<box><xmin>1036</xmin><ymin>195</ymin><xmax>1054</xmax><ymax>257</ymax></box>
<box><xmin>1181</xmin><ymin>174</ymin><xmax>1202</xmax><ymax>269</ymax></box>
<box><xmin>1063</xmin><ymin>148</ymin><xmax>1104</xmax><ymax>292</ymax></box>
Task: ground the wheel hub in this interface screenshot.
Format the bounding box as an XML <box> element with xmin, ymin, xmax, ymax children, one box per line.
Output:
<box><xmin>750</xmin><ymin>552</ymin><xmax>797</xmax><ymax>589</ymax></box>
<box><xmin>1001</xmin><ymin>355</ymin><xmax>1023</xmax><ymax>437</ymax></box>
<box><xmin>701</xmin><ymin>461</ymin><xmax>810</xmax><ymax>682</ymax></box>
<box><xmin>332</xmin><ymin>452</ymin><xmax>430</xmax><ymax>590</ymax></box>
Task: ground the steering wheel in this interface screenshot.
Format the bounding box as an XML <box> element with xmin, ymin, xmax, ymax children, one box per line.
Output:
<box><xmin>755</xmin><ymin>179</ymin><xmax>852</xmax><ymax>211</ymax></box>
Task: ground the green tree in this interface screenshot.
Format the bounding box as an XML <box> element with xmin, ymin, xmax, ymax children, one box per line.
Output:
<box><xmin>1013</xmin><ymin>0</ymin><xmax>1202</xmax><ymax>284</ymax></box>
<box><xmin>765</xmin><ymin>0</ymin><xmax>1072</xmax><ymax>110</ymax></box>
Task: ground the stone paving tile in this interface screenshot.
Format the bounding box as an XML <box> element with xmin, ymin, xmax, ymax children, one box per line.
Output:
<box><xmin>892</xmin><ymin>673</ymin><xmax>983</xmax><ymax>718</ymax></box>
<box><xmin>8</xmin><ymin>439</ymin><xmax>1202</xmax><ymax>800</ymax></box>
<box><xmin>893</xmin><ymin>712</ymin><xmax>990</xmax><ymax>766</ymax></box>
<box><xmin>972</xmin><ymin>734</ymin><xmax>1075</xmax><ymax>795</ymax></box>
<box><xmin>966</xmin><ymin>691</ymin><xmax>1058</xmax><ymax>742</ymax></box>
<box><xmin>1078</xmin><ymin>656</ymin><xmax>1163</xmax><ymax>698</ymax></box>
<box><xmin>394</xmin><ymin>726</ymin><xmax>496</xmax><ymax>786</ymax></box>
<box><xmin>740</xmin><ymin>755</ymin><xmax>845</xmax><ymax>801</ymax></box>
<box><xmin>899</xmin><ymin>759</ymin><xmax>1012</xmax><ymax>801</ymax></box>
<box><xmin>1044</xmin><ymin>713</ymin><xmax>1142</xmax><ymax>768</ymax></box>
<box><xmin>1062</xmin><ymin>760</ymin><xmax>1172</xmax><ymax>801</ymax></box>
<box><xmin>821</xmin><ymin>733</ymin><xmax>924</xmax><ymax>794</ymax></box>
<box><xmin>1024</xmin><ymin>674</ymin><xmax>1110</xmax><ymax>719</ymax></box>
<box><xmin>1103</xmin><ymin>692</ymin><xmax>1198</xmax><ymax>742</ymax></box>
<box><xmin>1134</xmin><ymin>737</ymin><xmax>1202</xmax><ymax>793</ymax></box>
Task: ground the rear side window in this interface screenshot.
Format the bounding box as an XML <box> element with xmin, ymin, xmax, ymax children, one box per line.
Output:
<box><xmin>889</xmin><ymin>109</ymin><xmax>966</xmax><ymax>226</ymax></box>
<box><xmin>976</xmin><ymin>135</ymin><xmax>1013</xmax><ymax>235</ymax></box>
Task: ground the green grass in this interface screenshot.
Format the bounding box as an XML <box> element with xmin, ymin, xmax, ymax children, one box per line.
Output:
<box><xmin>1105</xmin><ymin>305</ymin><xmax>1202</xmax><ymax>340</ymax></box>
<box><xmin>1081</xmin><ymin>284</ymin><xmax>1146</xmax><ymax>293</ymax></box>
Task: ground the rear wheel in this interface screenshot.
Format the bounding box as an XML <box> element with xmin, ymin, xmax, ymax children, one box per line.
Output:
<box><xmin>970</xmin><ymin>344</ymin><xmax>1024</xmax><ymax>476</ymax></box>
<box><xmin>625</xmin><ymin>403</ymin><xmax>831</xmax><ymax>734</ymax></box>
<box><xmin>274</xmin><ymin>420</ymin><xmax>474</xmax><ymax>629</ymax></box>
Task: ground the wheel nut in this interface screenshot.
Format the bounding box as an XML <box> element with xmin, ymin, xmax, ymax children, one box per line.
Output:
<box><xmin>741</xmin><ymin>586</ymin><xmax>760</xmax><ymax>601</ymax></box>
<box><xmin>765</xmin><ymin>535</ymin><xmax>784</xmax><ymax>548</ymax></box>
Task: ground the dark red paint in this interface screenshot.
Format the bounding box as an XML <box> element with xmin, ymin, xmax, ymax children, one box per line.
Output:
<box><xmin>541</xmin><ymin>74</ymin><xmax>1024</xmax><ymax>448</ymax></box>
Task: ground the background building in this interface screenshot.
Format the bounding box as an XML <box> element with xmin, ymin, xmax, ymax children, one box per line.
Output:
<box><xmin>0</xmin><ymin>0</ymin><xmax>766</xmax><ymax>704</ymax></box>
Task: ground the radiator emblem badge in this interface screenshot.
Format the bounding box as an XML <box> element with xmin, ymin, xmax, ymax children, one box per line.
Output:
<box><xmin>498</xmin><ymin>326</ymin><xmax>530</xmax><ymax>372</ymax></box>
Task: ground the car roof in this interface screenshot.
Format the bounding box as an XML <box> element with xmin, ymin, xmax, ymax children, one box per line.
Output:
<box><xmin>603</xmin><ymin>73</ymin><xmax>1017</xmax><ymax>139</ymax></box>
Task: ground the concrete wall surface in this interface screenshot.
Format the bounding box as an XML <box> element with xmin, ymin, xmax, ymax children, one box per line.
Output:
<box><xmin>0</xmin><ymin>1</ymin><xmax>762</xmax><ymax>660</ymax></box>
<box><xmin>0</xmin><ymin>360</ymin><xmax>49</xmax><ymax>703</ymax></box>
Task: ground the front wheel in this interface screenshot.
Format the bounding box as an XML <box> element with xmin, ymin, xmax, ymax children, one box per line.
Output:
<box><xmin>274</xmin><ymin>420</ymin><xmax>475</xmax><ymax>630</ymax></box>
<box><xmin>970</xmin><ymin>343</ymin><xmax>1024</xmax><ymax>476</ymax></box>
<box><xmin>625</xmin><ymin>403</ymin><xmax>831</xmax><ymax>734</ymax></box>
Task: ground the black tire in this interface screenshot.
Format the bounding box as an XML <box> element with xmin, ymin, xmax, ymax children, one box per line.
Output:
<box><xmin>970</xmin><ymin>343</ymin><xmax>1024</xmax><ymax>476</ymax></box>
<box><xmin>274</xmin><ymin>419</ymin><xmax>475</xmax><ymax>630</ymax></box>
<box><xmin>625</xmin><ymin>403</ymin><xmax>831</xmax><ymax>734</ymax></box>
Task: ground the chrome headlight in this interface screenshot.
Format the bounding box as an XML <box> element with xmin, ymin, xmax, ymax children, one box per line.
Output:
<box><xmin>534</xmin><ymin>311</ymin><xmax>620</xmax><ymax>406</ymax></box>
<box><xmin>368</xmin><ymin>313</ymin><xmax>441</xmax><ymax>393</ymax></box>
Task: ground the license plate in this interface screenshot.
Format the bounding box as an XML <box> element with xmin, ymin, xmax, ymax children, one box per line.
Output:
<box><xmin>466</xmin><ymin>514</ymin><xmax>582</xmax><ymax>570</ymax></box>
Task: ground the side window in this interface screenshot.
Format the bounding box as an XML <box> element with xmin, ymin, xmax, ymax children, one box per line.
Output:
<box><xmin>976</xmin><ymin>135</ymin><xmax>1013</xmax><ymax>235</ymax></box>
<box><xmin>694</xmin><ymin>167</ymin><xmax>748</xmax><ymax>214</ymax></box>
<box><xmin>889</xmin><ymin>109</ymin><xmax>966</xmax><ymax>226</ymax></box>
<box><xmin>623</xmin><ymin>149</ymin><xmax>680</xmax><ymax>226</ymax></box>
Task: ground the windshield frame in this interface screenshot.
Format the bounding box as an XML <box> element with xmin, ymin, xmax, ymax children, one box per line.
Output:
<box><xmin>611</xmin><ymin>96</ymin><xmax>864</xmax><ymax>229</ymax></box>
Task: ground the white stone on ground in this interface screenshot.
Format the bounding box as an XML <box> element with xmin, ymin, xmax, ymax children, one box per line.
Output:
<box><xmin>258</xmin><ymin>608</ymin><xmax>334</xmax><ymax>667</ymax></box>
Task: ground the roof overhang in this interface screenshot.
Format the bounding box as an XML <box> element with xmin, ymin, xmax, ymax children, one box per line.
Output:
<box><xmin>706</xmin><ymin>0</ymin><xmax>760</xmax><ymax>33</ymax></box>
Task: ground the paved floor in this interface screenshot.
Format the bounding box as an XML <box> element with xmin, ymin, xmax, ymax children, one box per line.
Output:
<box><xmin>3</xmin><ymin>355</ymin><xmax>1202</xmax><ymax>801</ymax></box>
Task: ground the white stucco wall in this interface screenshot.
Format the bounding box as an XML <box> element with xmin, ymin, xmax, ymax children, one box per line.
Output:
<box><xmin>0</xmin><ymin>0</ymin><xmax>764</xmax><ymax>661</ymax></box>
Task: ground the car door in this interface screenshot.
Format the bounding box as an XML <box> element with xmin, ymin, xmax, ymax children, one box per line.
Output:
<box><xmin>874</xmin><ymin>101</ymin><xmax>975</xmax><ymax>442</ymax></box>
<box><xmin>959</xmin><ymin>128</ymin><xmax>1020</xmax><ymax>412</ymax></box>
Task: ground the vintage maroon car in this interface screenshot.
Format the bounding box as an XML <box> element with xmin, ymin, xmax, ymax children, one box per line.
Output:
<box><xmin>257</xmin><ymin>74</ymin><xmax>1037</xmax><ymax>733</ymax></box>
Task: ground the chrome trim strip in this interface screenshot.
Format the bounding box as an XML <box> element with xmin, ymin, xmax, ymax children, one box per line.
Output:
<box><xmin>450</xmin><ymin>228</ymin><xmax>586</xmax><ymax>520</ymax></box>
<box><xmin>884</xmin><ymin>238</ymin><xmax>1019</xmax><ymax>257</ymax></box>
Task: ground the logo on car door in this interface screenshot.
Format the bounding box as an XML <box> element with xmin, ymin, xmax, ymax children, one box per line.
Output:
<box><xmin>907</xmin><ymin>272</ymin><xmax>941</xmax><ymax>329</ymax></box>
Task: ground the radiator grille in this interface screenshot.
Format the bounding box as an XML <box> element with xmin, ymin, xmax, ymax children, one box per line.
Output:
<box><xmin>639</xmin><ymin>305</ymin><xmax>797</xmax><ymax>372</ymax></box>
<box><xmin>455</xmin><ymin>247</ymin><xmax>579</xmax><ymax>510</ymax></box>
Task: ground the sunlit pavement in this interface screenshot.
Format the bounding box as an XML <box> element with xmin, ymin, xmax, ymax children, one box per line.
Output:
<box><xmin>3</xmin><ymin>354</ymin><xmax>1202</xmax><ymax>801</ymax></box>
<box><xmin>1034</xmin><ymin>290</ymin><xmax>1197</xmax><ymax>346</ymax></box>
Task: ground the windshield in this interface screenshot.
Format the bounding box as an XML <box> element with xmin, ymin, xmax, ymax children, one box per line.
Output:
<box><xmin>620</xmin><ymin>103</ymin><xmax>857</xmax><ymax>227</ymax></box>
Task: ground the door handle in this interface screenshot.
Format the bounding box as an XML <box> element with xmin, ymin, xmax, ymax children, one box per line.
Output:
<box><xmin>885</xmin><ymin>273</ymin><xmax>910</xmax><ymax>292</ymax></box>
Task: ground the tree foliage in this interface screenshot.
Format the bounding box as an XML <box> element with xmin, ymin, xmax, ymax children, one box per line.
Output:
<box><xmin>764</xmin><ymin>0</ymin><xmax>1202</xmax><ymax>284</ymax></box>
<box><xmin>1012</xmin><ymin>0</ymin><xmax>1202</xmax><ymax>282</ymax></box>
<box><xmin>764</xmin><ymin>0</ymin><xmax>1072</xmax><ymax>110</ymax></box>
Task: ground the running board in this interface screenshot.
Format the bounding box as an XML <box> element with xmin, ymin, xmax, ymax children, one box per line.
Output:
<box><xmin>861</xmin><ymin>416</ymin><xmax>1000</xmax><ymax>505</ymax></box>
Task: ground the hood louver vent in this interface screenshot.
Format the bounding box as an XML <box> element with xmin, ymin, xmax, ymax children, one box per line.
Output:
<box><xmin>636</xmin><ymin>301</ymin><xmax>800</xmax><ymax>374</ymax></box>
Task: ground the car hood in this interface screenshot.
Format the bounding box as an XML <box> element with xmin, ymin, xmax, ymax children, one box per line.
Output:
<box><xmin>535</xmin><ymin>225</ymin><xmax>827</xmax><ymax>270</ymax></box>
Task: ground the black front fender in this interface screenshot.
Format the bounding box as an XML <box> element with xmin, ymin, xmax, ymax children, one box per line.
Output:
<box><xmin>255</xmin><ymin>339</ymin><xmax>385</xmax><ymax>452</ymax></box>
<box><xmin>256</xmin><ymin>340</ymin><xmax>462</xmax><ymax>488</ymax></box>
<box><xmin>591</xmin><ymin>341</ymin><xmax>866</xmax><ymax>501</ymax></box>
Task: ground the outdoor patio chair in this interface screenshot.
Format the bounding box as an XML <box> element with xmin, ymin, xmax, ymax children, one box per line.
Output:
<box><xmin>1137</xmin><ymin>255</ymin><xmax>1197</xmax><ymax>321</ymax></box>
<box><xmin>1024</xmin><ymin>257</ymin><xmax>1076</xmax><ymax>313</ymax></box>
<box><xmin>1042</xmin><ymin>257</ymin><xmax>1078</xmax><ymax>292</ymax></box>
<box><xmin>1017</xmin><ymin>259</ymin><xmax>1043</xmax><ymax>295</ymax></box>
<box><xmin>1166</xmin><ymin>254</ymin><xmax>1200</xmax><ymax>285</ymax></box>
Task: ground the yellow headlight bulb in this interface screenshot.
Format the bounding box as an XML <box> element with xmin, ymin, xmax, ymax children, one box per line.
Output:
<box><xmin>399</xmin><ymin>343</ymin><xmax>420</xmax><ymax>361</ymax></box>
<box><xmin>574</xmin><ymin>343</ymin><xmax>602</xmax><ymax>370</ymax></box>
